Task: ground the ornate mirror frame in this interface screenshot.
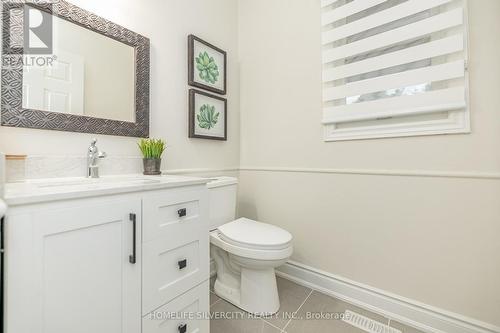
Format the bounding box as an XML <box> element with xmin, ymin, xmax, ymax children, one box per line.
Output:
<box><xmin>1</xmin><ymin>0</ymin><xmax>150</xmax><ymax>137</ymax></box>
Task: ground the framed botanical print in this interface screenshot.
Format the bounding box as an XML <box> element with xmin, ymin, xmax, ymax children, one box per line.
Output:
<box><xmin>189</xmin><ymin>89</ymin><xmax>227</xmax><ymax>140</ymax></box>
<box><xmin>188</xmin><ymin>35</ymin><xmax>227</xmax><ymax>95</ymax></box>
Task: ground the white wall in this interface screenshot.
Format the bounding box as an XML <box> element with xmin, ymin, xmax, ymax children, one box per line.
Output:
<box><xmin>0</xmin><ymin>0</ymin><xmax>240</xmax><ymax>172</ymax></box>
<box><xmin>238</xmin><ymin>0</ymin><xmax>500</xmax><ymax>327</ymax></box>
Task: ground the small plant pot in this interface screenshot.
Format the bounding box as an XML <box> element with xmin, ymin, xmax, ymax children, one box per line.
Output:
<box><xmin>143</xmin><ymin>158</ymin><xmax>162</xmax><ymax>175</ymax></box>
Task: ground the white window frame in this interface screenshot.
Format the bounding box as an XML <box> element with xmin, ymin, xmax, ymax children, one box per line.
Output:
<box><xmin>321</xmin><ymin>0</ymin><xmax>470</xmax><ymax>142</ymax></box>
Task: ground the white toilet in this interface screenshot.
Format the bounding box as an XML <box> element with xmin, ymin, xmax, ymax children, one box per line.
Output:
<box><xmin>207</xmin><ymin>177</ymin><xmax>293</xmax><ymax>315</ymax></box>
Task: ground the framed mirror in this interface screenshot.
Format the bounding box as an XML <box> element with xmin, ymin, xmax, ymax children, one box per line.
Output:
<box><xmin>1</xmin><ymin>0</ymin><xmax>150</xmax><ymax>137</ymax></box>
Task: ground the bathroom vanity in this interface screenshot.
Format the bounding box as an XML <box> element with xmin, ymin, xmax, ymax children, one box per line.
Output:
<box><xmin>2</xmin><ymin>175</ymin><xmax>211</xmax><ymax>333</ymax></box>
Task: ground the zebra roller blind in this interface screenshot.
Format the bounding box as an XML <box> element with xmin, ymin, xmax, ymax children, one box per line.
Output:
<box><xmin>321</xmin><ymin>0</ymin><xmax>469</xmax><ymax>140</ymax></box>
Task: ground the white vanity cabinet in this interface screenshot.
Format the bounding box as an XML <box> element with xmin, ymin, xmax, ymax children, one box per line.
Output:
<box><xmin>142</xmin><ymin>186</ymin><xmax>209</xmax><ymax>315</ymax></box>
<box><xmin>3</xmin><ymin>180</ymin><xmax>210</xmax><ymax>333</ymax></box>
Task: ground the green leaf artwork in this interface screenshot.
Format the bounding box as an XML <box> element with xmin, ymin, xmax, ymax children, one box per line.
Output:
<box><xmin>197</xmin><ymin>104</ymin><xmax>220</xmax><ymax>130</ymax></box>
<box><xmin>195</xmin><ymin>51</ymin><xmax>219</xmax><ymax>84</ymax></box>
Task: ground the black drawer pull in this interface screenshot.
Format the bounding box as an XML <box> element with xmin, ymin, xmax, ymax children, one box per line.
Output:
<box><xmin>178</xmin><ymin>259</ymin><xmax>187</xmax><ymax>270</ymax></box>
<box><xmin>178</xmin><ymin>208</ymin><xmax>187</xmax><ymax>217</ymax></box>
<box><xmin>129</xmin><ymin>213</ymin><xmax>137</xmax><ymax>264</ymax></box>
<box><xmin>178</xmin><ymin>323</ymin><xmax>187</xmax><ymax>333</ymax></box>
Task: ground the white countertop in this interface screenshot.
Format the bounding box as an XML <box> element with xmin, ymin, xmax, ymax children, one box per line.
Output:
<box><xmin>4</xmin><ymin>174</ymin><xmax>210</xmax><ymax>206</ymax></box>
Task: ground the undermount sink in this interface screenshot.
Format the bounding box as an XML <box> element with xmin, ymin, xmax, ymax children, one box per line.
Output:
<box><xmin>32</xmin><ymin>177</ymin><xmax>162</xmax><ymax>188</ymax></box>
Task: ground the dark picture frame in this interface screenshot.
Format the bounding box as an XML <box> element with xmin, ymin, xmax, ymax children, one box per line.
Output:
<box><xmin>1</xmin><ymin>0</ymin><xmax>150</xmax><ymax>138</ymax></box>
<box><xmin>189</xmin><ymin>89</ymin><xmax>227</xmax><ymax>141</ymax></box>
<box><xmin>188</xmin><ymin>35</ymin><xmax>227</xmax><ymax>95</ymax></box>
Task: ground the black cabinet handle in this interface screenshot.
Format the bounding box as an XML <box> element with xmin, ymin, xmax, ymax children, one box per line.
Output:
<box><xmin>178</xmin><ymin>323</ymin><xmax>187</xmax><ymax>333</ymax></box>
<box><xmin>178</xmin><ymin>259</ymin><xmax>187</xmax><ymax>270</ymax></box>
<box><xmin>178</xmin><ymin>208</ymin><xmax>187</xmax><ymax>218</ymax></box>
<box><xmin>129</xmin><ymin>213</ymin><xmax>137</xmax><ymax>264</ymax></box>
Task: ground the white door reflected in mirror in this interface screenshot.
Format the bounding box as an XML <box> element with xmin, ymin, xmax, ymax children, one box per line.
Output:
<box><xmin>22</xmin><ymin>14</ymin><xmax>135</xmax><ymax>123</ymax></box>
<box><xmin>23</xmin><ymin>49</ymin><xmax>84</xmax><ymax>115</ymax></box>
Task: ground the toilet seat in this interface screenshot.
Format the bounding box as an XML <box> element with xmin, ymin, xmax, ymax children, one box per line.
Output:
<box><xmin>210</xmin><ymin>231</ymin><xmax>293</xmax><ymax>261</ymax></box>
<box><xmin>210</xmin><ymin>218</ymin><xmax>293</xmax><ymax>261</ymax></box>
<box><xmin>218</xmin><ymin>218</ymin><xmax>293</xmax><ymax>250</ymax></box>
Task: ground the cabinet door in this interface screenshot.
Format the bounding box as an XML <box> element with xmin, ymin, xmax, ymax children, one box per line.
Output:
<box><xmin>6</xmin><ymin>197</ymin><xmax>141</xmax><ymax>333</ymax></box>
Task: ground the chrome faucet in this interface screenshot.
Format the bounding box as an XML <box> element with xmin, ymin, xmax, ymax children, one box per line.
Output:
<box><xmin>87</xmin><ymin>138</ymin><xmax>107</xmax><ymax>178</ymax></box>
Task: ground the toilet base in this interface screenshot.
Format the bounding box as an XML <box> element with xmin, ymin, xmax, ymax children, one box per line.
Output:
<box><xmin>211</xmin><ymin>244</ymin><xmax>284</xmax><ymax>316</ymax></box>
<box><xmin>214</xmin><ymin>267</ymin><xmax>281</xmax><ymax>316</ymax></box>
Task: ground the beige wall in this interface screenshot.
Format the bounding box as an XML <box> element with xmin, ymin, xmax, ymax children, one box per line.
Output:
<box><xmin>1</xmin><ymin>0</ymin><xmax>499</xmax><ymax>327</ymax></box>
<box><xmin>238</xmin><ymin>0</ymin><xmax>500</xmax><ymax>326</ymax></box>
<box><xmin>0</xmin><ymin>0</ymin><xmax>240</xmax><ymax>171</ymax></box>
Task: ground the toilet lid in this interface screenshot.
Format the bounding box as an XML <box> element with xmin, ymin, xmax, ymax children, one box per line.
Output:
<box><xmin>217</xmin><ymin>218</ymin><xmax>292</xmax><ymax>250</ymax></box>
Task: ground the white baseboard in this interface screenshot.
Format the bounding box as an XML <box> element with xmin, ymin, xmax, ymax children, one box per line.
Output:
<box><xmin>276</xmin><ymin>260</ymin><xmax>500</xmax><ymax>333</ymax></box>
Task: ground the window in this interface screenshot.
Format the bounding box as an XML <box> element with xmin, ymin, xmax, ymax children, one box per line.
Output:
<box><xmin>321</xmin><ymin>0</ymin><xmax>469</xmax><ymax>141</ymax></box>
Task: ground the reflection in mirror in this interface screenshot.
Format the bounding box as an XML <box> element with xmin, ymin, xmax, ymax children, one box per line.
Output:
<box><xmin>22</xmin><ymin>14</ymin><xmax>135</xmax><ymax>122</ymax></box>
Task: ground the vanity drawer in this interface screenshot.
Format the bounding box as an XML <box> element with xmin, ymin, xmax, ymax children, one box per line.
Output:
<box><xmin>142</xmin><ymin>230</ymin><xmax>209</xmax><ymax>315</ymax></box>
<box><xmin>143</xmin><ymin>280</ymin><xmax>209</xmax><ymax>333</ymax></box>
<box><xmin>142</xmin><ymin>186</ymin><xmax>209</xmax><ymax>243</ymax></box>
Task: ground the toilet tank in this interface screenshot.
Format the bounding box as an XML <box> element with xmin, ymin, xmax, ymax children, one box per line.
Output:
<box><xmin>207</xmin><ymin>177</ymin><xmax>238</xmax><ymax>231</ymax></box>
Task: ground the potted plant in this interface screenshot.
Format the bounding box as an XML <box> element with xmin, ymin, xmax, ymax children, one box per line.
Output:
<box><xmin>138</xmin><ymin>138</ymin><xmax>166</xmax><ymax>175</ymax></box>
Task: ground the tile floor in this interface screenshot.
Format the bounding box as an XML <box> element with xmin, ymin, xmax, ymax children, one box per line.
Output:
<box><xmin>209</xmin><ymin>276</ymin><xmax>425</xmax><ymax>333</ymax></box>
